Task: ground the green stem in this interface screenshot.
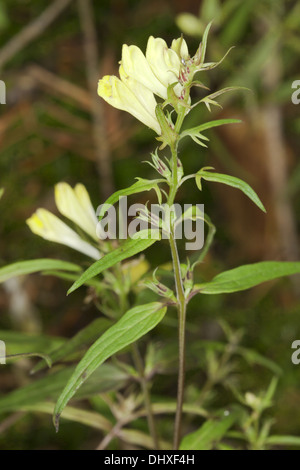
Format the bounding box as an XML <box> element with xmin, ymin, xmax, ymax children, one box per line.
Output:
<box><xmin>169</xmin><ymin>232</ymin><xmax>187</xmax><ymax>450</ymax></box>
<box><xmin>166</xmin><ymin>103</ymin><xmax>190</xmax><ymax>449</ymax></box>
<box><xmin>168</xmin><ymin>143</ymin><xmax>178</xmax><ymax>206</ymax></box>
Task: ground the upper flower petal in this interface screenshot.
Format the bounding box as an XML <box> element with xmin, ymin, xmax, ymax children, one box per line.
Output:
<box><xmin>55</xmin><ymin>182</ymin><xmax>98</xmax><ymax>241</ymax></box>
<box><xmin>119</xmin><ymin>65</ymin><xmax>158</xmax><ymax>121</ymax></box>
<box><xmin>121</xmin><ymin>44</ymin><xmax>167</xmax><ymax>99</ymax></box>
<box><xmin>146</xmin><ymin>36</ymin><xmax>181</xmax><ymax>94</ymax></box>
<box><xmin>171</xmin><ymin>37</ymin><xmax>189</xmax><ymax>61</ymax></box>
<box><xmin>98</xmin><ymin>75</ymin><xmax>161</xmax><ymax>134</ymax></box>
<box><xmin>26</xmin><ymin>209</ymin><xmax>101</xmax><ymax>260</ymax></box>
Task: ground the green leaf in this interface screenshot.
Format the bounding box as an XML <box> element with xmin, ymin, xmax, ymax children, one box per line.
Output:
<box><xmin>194</xmin><ymin>261</ymin><xmax>300</xmax><ymax>295</ymax></box>
<box><xmin>196</xmin><ymin>87</ymin><xmax>249</xmax><ymax>111</ymax></box>
<box><xmin>0</xmin><ymin>330</ymin><xmax>64</xmax><ymax>355</ymax></box>
<box><xmin>0</xmin><ymin>188</ymin><xmax>4</xmax><ymax>200</ymax></box>
<box><xmin>54</xmin><ymin>302</ymin><xmax>167</xmax><ymax>430</ymax></box>
<box><xmin>5</xmin><ymin>352</ymin><xmax>52</xmax><ymax>368</ymax></box>
<box><xmin>199</xmin><ymin>21</ymin><xmax>212</xmax><ymax>65</ymax></box>
<box><xmin>0</xmin><ymin>259</ymin><xmax>81</xmax><ymax>284</ymax></box>
<box><xmin>192</xmin><ymin>340</ymin><xmax>282</xmax><ymax>375</ymax></box>
<box><xmin>22</xmin><ymin>402</ymin><xmax>112</xmax><ymax>433</ymax></box>
<box><xmin>32</xmin><ymin>318</ymin><xmax>111</xmax><ymax>373</ymax></box>
<box><xmin>266</xmin><ymin>435</ymin><xmax>300</xmax><ymax>448</ymax></box>
<box><xmin>68</xmin><ymin>237</ymin><xmax>157</xmax><ymax>294</ymax></box>
<box><xmin>0</xmin><ymin>364</ymin><xmax>128</xmax><ymax>415</ymax></box>
<box><xmin>97</xmin><ymin>178</ymin><xmax>164</xmax><ymax>219</ymax></box>
<box><xmin>237</xmin><ymin>347</ymin><xmax>282</xmax><ymax>376</ymax></box>
<box><xmin>179</xmin><ymin>119</ymin><xmax>241</xmax><ymax>143</ymax></box>
<box><xmin>195</xmin><ymin>168</ymin><xmax>266</xmax><ymax>212</ymax></box>
<box><xmin>180</xmin><ymin>413</ymin><xmax>237</xmax><ymax>450</ymax></box>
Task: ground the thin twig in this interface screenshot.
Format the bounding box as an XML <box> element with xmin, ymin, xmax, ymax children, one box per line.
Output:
<box><xmin>77</xmin><ymin>0</ymin><xmax>114</xmax><ymax>199</ymax></box>
<box><xmin>0</xmin><ymin>0</ymin><xmax>74</xmax><ymax>70</ymax></box>
<box><xmin>96</xmin><ymin>419</ymin><xmax>124</xmax><ymax>450</ymax></box>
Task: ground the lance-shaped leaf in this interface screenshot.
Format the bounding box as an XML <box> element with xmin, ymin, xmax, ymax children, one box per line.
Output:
<box><xmin>0</xmin><ymin>330</ymin><xmax>64</xmax><ymax>356</ymax></box>
<box><xmin>97</xmin><ymin>178</ymin><xmax>164</xmax><ymax>220</ymax></box>
<box><xmin>0</xmin><ymin>259</ymin><xmax>81</xmax><ymax>284</ymax></box>
<box><xmin>180</xmin><ymin>412</ymin><xmax>238</xmax><ymax>450</ymax></box>
<box><xmin>194</xmin><ymin>261</ymin><xmax>300</xmax><ymax>295</ymax></box>
<box><xmin>0</xmin><ymin>364</ymin><xmax>128</xmax><ymax>415</ymax></box>
<box><xmin>32</xmin><ymin>318</ymin><xmax>111</xmax><ymax>373</ymax></box>
<box><xmin>67</xmin><ymin>237</ymin><xmax>158</xmax><ymax>294</ymax></box>
<box><xmin>195</xmin><ymin>168</ymin><xmax>266</xmax><ymax>212</ymax></box>
<box><xmin>195</xmin><ymin>21</ymin><xmax>212</xmax><ymax>66</ymax></box>
<box><xmin>54</xmin><ymin>302</ymin><xmax>167</xmax><ymax>430</ymax></box>
<box><xmin>179</xmin><ymin>118</ymin><xmax>241</xmax><ymax>145</ymax></box>
<box><xmin>196</xmin><ymin>87</ymin><xmax>249</xmax><ymax>112</ymax></box>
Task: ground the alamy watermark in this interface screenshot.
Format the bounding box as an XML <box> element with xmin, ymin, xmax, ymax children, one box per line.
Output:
<box><xmin>96</xmin><ymin>198</ymin><xmax>205</xmax><ymax>251</ymax></box>
<box><xmin>0</xmin><ymin>80</ymin><xmax>6</xmax><ymax>104</ymax></box>
<box><xmin>291</xmin><ymin>340</ymin><xmax>300</xmax><ymax>365</ymax></box>
<box><xmin>291</xmin><ymin>80</ymin><xmax>300</xmax><ymax>105</ymax></box>
<box><xmin>0</xmin><ymin>340</ymin><xmax>6</xmax><ymax>365</ymax></box>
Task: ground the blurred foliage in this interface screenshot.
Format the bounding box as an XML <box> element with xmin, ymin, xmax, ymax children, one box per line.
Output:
<box><xmin>0</xmin><ymin>0</ymin><xmax>300</xmax><ymax>450</ymax></box>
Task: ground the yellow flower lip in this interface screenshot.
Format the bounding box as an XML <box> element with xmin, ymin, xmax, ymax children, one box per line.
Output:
<box><xmin>55</xmin><ymin>182</ymin><xmax>99</xmax><ymax>241</ymax></box>
<box><xmin>27</xmin><ymin>184</ymin><xmax>101</xmax><ymax>260</ymax></box>
<box><xmin>98</xmin><ymin>76</ymin><xmax>113</xmax><ymax>99</ymax></box>
<box><xmin>98</xmin><ymin>72</ymin><xmax>161</xmax><ymax>135</ymax></box>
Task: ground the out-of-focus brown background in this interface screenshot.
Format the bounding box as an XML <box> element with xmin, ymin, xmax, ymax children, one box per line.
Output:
<box><xmin>0</xmin><ymin>0</ymin><xmax>300</xmax><ymax>449</ymax></box>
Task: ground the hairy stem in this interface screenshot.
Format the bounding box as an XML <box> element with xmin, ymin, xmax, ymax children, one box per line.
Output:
<box><xmin>165</xmin><ymin>103</ymin><xmax>190</xmax><ymax>449</ymax></box>
<box><xmin>169</xmin><ymin>232</ymin><xmax>187</xmax><ymax>449</ymax></box>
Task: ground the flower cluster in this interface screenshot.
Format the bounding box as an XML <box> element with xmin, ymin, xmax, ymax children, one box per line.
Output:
<box><xmin>98</xmin><ymin>32</ymin><xmax>211</xmax><ymax>135</ymax></box>
<box><xmin>27</xmin><ymin>183</ymin><xmax>101</xmax><ymax>260</ymax></box>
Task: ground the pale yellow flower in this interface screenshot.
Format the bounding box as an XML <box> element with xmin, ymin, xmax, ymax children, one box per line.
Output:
<box><xmin>121</xmin><ymin>44</ymin><xmax>167</xmax><ymax>99</ymax></box>
<box><xmin>27</xmin><ymin>209</ymin><xmax>101</xmax><ymax>260</ymax></box>
<box><xmin>146</xmin><ymin>36</ymin><xmax>183</xmax><ymax>97</ymax></box>
<box><xmin>98</xmin><ymin>35</ymin><xmax>195</xmax><ymax>131</ymax></box>
<box><xmin>98</xmin><ymin>74</ymin><xmax>161</xmax><ymax>134</ymax></box>
<box><xmin>55</xmin><ymin>182</ymin><xmax>98</xmax><ymax>241</ymax></box>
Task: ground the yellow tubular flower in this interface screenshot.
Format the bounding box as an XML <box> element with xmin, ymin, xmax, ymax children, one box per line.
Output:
<box><xmin>26</xmin><ymin>209</ymin><xmax>101</xmax><ymax>260</ymax></box>
<box><xmin>55</xmin><ymin>182</ymin><xmax>98</xmax><ymax>241</ymax></box>
<box><xmin>121</xmin><ymin>44</ymin><xmax>167</xmax><ymax>99</ymax></box>
<box><xmin>146</xmin><ymin>36</ymin><xmax>182</xmax><ymax>96</ymax></box>
<box><xmin>119</xmin><ymin>65</ymin><xmax>158</xmax><ymax>122</ymax></box>
<box><xmin>98</xmin><ymin>75</ymin><xmax>161</xmax><ymax>135</ymax></box>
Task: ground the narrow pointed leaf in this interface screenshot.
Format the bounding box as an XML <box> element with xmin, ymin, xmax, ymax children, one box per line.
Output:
<box><xmin>54</xmin><ymin>302</ymin><xmax>167</xmax><ymax>430</ymax></box>
<box><xmin>32</xmin><ymin>318</ymin><xmax>111</xmax><ymax>373</ymax></box>
<box><xmin>194</xmin><ymin>261</ymin><xmax>300</xmax><ymax>295</ymax></box>
<box><xmin>0</xmin><ymin>364</ymin><xmax>128</xmax><ymax>415</ymax></box>
<box><xmin>179</xmin><ymin>119</ymin><xmax>241</xmax><ymax>142</ymax></box>
<box><xmin>199</xmin><ymin>21</ymin><xmax>212</xmax><ymax>65</ymax></box>
<box><xmin>180</xmin><ymin>413</ymin><xmax>237</xmax><ymax>450</ymax></box>
<box><xmin>97</xmin><ymin>178</ymin><xmax>164</xmax><ymax>219</ymax></box>
<box><xmin>0</xmin><ymin>259</ymin><xmax>81</xmax><ymax>283</ymax></box>
<box><xmin>195</xmin><ymin>169</ymin><xmax>266</xmax><ymax>212</ymax></box>
<box><xmin>68</xmin><ymin>237</ymin><xmax>157</xmax><ymax>294</ymax></box>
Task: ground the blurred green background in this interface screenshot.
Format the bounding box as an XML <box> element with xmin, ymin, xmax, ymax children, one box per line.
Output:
<box><xmin>0</xmin><ymin>0</ymin><xmax>300</xmax><ymax>449</ymax></box>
